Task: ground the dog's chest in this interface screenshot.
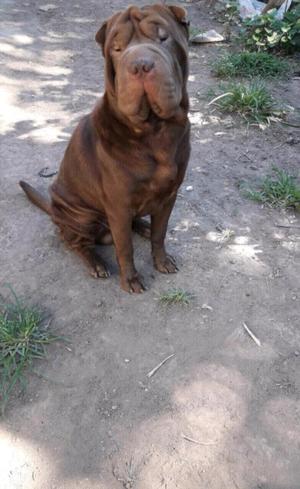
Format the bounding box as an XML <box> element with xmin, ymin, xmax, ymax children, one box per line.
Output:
<box><xmin>132</xmin><ymin>157</ymin><xmax>178</xmax><ymax>215</ymax></box>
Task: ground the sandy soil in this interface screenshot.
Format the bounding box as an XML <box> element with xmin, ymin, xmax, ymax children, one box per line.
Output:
<box><xmin>1</xmin><ymin>1</ymin><xmax>300</xmax><ymax>488</ymax></box>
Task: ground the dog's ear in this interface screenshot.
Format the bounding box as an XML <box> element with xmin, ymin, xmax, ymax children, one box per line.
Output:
<box><xmin>167</xmin><ymin>5</ymin><xmax>189</xmax><ymax>39</ymax></box>
<box><xmin>95</xmin><ymin>21</ymin><xmax>107</xmax><ymax>56</ymax></box>
<box><xmin>167</xmin><ymin>5</ymin><xmax>189</xmax><ymax>26</ymax></box>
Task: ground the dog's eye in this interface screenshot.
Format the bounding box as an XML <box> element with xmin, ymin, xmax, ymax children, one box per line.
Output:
<box><xmin>112</xmin><ymin>45</ymin><xmax>122</xmax><ymax>53</ymax></box>
<box><xmin>158</xmin><ymin>27</ymin><xmax>168</xmax><ymax>42</ymax></box>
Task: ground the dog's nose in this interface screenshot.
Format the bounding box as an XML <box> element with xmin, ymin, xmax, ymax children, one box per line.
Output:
<box><xmin>129</xmin><ymin>58</ymin><xmax>155</xmax><ymax>76</ymax></box>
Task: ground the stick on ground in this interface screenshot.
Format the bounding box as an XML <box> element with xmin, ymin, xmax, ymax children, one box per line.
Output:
<box><xmin>146</xmin><ymin>353</ymin><xmax>175</xmax><ymax>378</ymax></box>
<box><xmin>182</xmin><ymin>434</ymin><xmax>217</xmax><ymax>446</ymax></box>
<box><xmin>243</xmin><ymin>322</ymin><xmax>261</xmax><ymax>347</ymax></box>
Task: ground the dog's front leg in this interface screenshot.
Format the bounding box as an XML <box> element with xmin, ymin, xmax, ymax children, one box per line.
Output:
<box><xmin>106</xmin><ymin>210</ymin><xmax>145</xmax><ymax>293</ymax></box>
<box><xmin>151</xmin><ymin>195</ymin><xmax>178</xmax><ymax>274</ymax></box>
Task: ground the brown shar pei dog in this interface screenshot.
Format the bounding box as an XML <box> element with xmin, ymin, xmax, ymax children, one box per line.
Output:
<box><xmin>20</xmin><ymin>4</ymin><xmax>191</xmax><ymax>293</ymax></box>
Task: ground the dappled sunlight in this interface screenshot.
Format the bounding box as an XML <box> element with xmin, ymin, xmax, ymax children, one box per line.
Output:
<box><xmin>18</xmin><ymin>125</ymin><xmax>72</xmax><ymax>143</ymax></box>
<box><xmin>0</xmin><ymin>82</ymin><xmax>73</xmax><ymax>141</ymax></box>
<box><xmin>0</xmin><ymin>85</ymin><xmax>29</xmax><ymax>133</ymax></box>
<box><xmin>281</xmin><ymin>240</ymin><xmax>300</xmax><ymax>252</ymax></box>
<box><xmin>0</xmin><ymin>33</ymin><xmax>77</xmax><ymax>140</ymax></box>
<box><xmin>39</xmin><ymin>32</ymin><xmax>84</xmax><ymax>42</ymax></box>
<box><xmin>0</xmin><ymin>427</ymin><xmax>51</xmax><ymax>489</ymax></box>
<box><xmin>234</xmin><ymin>235</ymin><xmax>249</xmax><ymax>245</ymax></box>
<box><xmin>227</xmin><ymin>242</ymin><xmax>265</xmax><ymax>267</ymax></box>
<box><xmin>7</xmin><ymin>60</ymin><xmax>72</xmax><ymax>77</ymax></box>
<box><xmin>12</xmin><ymin>34</ymin><xmax>33</xmax><ymax>45</ymax></box>
<box><xmin>110</xmin><ymin>364</ymin><xmax>249</xmax><ymax>489</ymax></box>
<box><xmin>189</xmin><ymin>111</ymin><xmax>221</xmax><ymax>128</ymax></box>
<box><xmin>172</xmin><ymin>218</ymin><xmax>200</xmax><ymax>233</ymax></box>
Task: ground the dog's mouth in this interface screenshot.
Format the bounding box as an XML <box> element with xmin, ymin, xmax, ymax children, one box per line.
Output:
<box><xmin>128</xmin><ymin>93</ymin><xmax>176</xmax><ymax>126</ymax></box>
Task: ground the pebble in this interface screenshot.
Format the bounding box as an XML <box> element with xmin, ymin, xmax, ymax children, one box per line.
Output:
<box><xmin>39</xmin><ymin>4</ymin><xmax>57</xmax><ymax>12</ymax></box>
<box><xmin>186</xmin><ymin>186</ymin><xmax>193</xmax><ymax>192</ymax></box>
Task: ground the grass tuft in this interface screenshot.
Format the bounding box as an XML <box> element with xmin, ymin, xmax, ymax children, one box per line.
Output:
<box><xmin>241</xmin><ymin>167</ymin><xmax>300</xmax><ymax>209</ymax></box>
<box><xmin>208</xmin><ymin>80</ymin><xmax>284</xmax><ymax>125</ymax></box>
<box><xmin>0</xmin><ymin>285</ymin><xmax>60</xmax><ymax>414</ymax></box>
<box><xmin>212</xmin><ymin>51</ymin><xmax>289</xmax><ymax>79</ymax></box>
<box><xmin>159</xmin><ymin>288</ymin><xmax>193</xmax><ymax>306</ymax></box>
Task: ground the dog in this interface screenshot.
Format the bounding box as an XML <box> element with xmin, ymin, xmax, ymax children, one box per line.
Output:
<box><xmin>20</xmin><ymin>4</ymin><xmax>191</xmax><ymax>293</ymax></box>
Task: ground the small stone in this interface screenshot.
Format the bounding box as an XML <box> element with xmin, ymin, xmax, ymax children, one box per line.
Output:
<box><xmin>250</xmin><ymin>165</ymin><xmax>258</xmax><ymax>170</ymax></box>
<box><xmin>111</xmin><ymin>405</ymin><xmax>117</xmax><ymax>410</ymax></box>
<box><xmin>286</xmin><ymin>137</ymin><xmax>296</xmax><ymax>145</ymax></box>
<box><xmin>189</xmin><ymin>52</ymin><xmax>200</xmax><ymax>59</ymax></box>
<box><xmin>124</xmin><ymin>358</ymin><xmax>130</xmax><ymax>363</ymax></box>
<box><xmin>191</xmin><ymin>29</ymin><xmax>224</xmax><ymax>43</ymax></box>
<box><xmin>186</xmin><ymin>186</ymin><xmax>193</xmax><ymax>192</ymax></box>
<box><xmin>295</xmin><ymin>351</ymin><xmax>299</xmax><ymax>356</ymax></box>
<box><xmin>39</xmin><ymin>4</ymin><xmax>57</xmax><ymax>12</ymax></box>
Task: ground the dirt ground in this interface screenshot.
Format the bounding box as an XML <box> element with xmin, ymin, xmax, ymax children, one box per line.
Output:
<box><xmin>1</xmin><ymin>0</ymin><xmax>300</xmax><ymax>488</ymax></box>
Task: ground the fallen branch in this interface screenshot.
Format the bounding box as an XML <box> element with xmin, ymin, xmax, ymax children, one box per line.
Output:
<box><xmin>243</xmin><ymin>322</ymin><xmax>261</xmax><ymax>347</ymax></box>
<box><xmin>182</xmin><ymin>434</ymin><xmax>216</xmax><ymax>446</ymax></box>
<box><xmin>146</xmin><ymin>353</ymin><xmax>175</xmax><ymax>378</ymax></box>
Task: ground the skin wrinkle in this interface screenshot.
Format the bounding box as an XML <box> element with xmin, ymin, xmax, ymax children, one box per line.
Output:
<box><xmin>104</xmin><ymin>5</ymin><xmax>188</xmax><ymax>125</ymax></box>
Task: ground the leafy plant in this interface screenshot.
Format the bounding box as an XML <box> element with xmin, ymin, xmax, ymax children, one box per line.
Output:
<box><xmin>216</xmin><ymin>0</ymin><xmax>240</xmax><ymax>25</ymax></box>
<box><xmin>241</xmin><ymin>7</ymin><xmax>300</xmax><ymax>53</ymax></box>
<box><xmin>208</xmin><ymin>80</ymin><xmax>284</xmax><ymax>125</ymax></box>
<box><xmin>212</xmin><ymin>51</ymin><xmax>290</xmax><ymax>78</ymax></box>
<box><xmin>0</xmin><ymin>286</ymin><xmax>60</xmax><ymax>414</ymax></box>
<box><xmin>241</xmin><ymin>167</ymin><xmax>300</xmax><ymax>208</ymax></box>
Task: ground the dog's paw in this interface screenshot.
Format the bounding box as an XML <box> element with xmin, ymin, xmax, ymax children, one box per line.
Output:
<box><xmin>121</xmin><ymin>274</ymin><xmax>145</xmax><ymax>293</ymax></box>
<box><xmin>90</xmin><ymin>263</ymin><xmax>110</xmax><ymax>279</ymax></box>
<box><xmin>154</xmin><ymin>254</ymin><xmax>178</xmax><ymax>274</ymax></box>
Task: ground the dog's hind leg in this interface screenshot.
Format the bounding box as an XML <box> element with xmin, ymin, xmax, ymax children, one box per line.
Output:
<box><xmin>76</xmin><ymin>245</ymin><xmax>110</xmax><ymax>278</ymax></box>
<box><xmin>50</xmin><ymin>189</ymin><xmax>111</xmax><ymax>278</ymax></box>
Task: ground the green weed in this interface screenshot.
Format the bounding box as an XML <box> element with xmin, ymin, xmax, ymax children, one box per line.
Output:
<box><xmin>208</xmin><ymin>80</ymin><xmax>284</xmax><ymax>125</ymax></box>
<box><xmin>0</xmin><ymin>286</ymin><xmax>60</xmax><ymax>414</ymax></box>
<box><xmin>212</xmin><ymin>51</ymin><xmax>289</xmax><ymax>79</ymax></box>
<box><xmin>159</xmin><ymin>288</ymin><xmax>193</xmax><ymax>306</ymax></box>
<box><xmin>241</xmin><ymin>167</ymin><xmax>300</xmax><ymax>209</ymax></box>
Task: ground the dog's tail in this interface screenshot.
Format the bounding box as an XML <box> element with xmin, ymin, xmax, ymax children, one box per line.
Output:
<box><xmin>19</xmin><ymin>180</ymin><xmax>52</xmax><ymax>216</ymax></box>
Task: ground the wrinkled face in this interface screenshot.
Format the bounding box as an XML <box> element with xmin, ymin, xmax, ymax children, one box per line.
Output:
<box><xmin>96</xmin><ymin>4</ymin><xmax>189</xmax><ymax>124</ymax></box>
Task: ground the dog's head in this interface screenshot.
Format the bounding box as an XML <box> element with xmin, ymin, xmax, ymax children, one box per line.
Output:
<box><xmin>96</xmin><ymin>4</ymin><xmax>189</xmax><ymax>125</ymax></box>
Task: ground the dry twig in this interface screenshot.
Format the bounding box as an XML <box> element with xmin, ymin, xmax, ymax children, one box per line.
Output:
<box><xmin>243</xmin><ymin>322</ymin><xmax>261</xmax><ymax>347</ymax></box>
<box><xmin>182</xmin><ymin>434</ymin><xmax>217</xmax><ymax>446</ymax></box>
<box><xmin>146</xmin><ymin>353</ymin><xmax>175</xmax><ymax>378</ymax></box>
